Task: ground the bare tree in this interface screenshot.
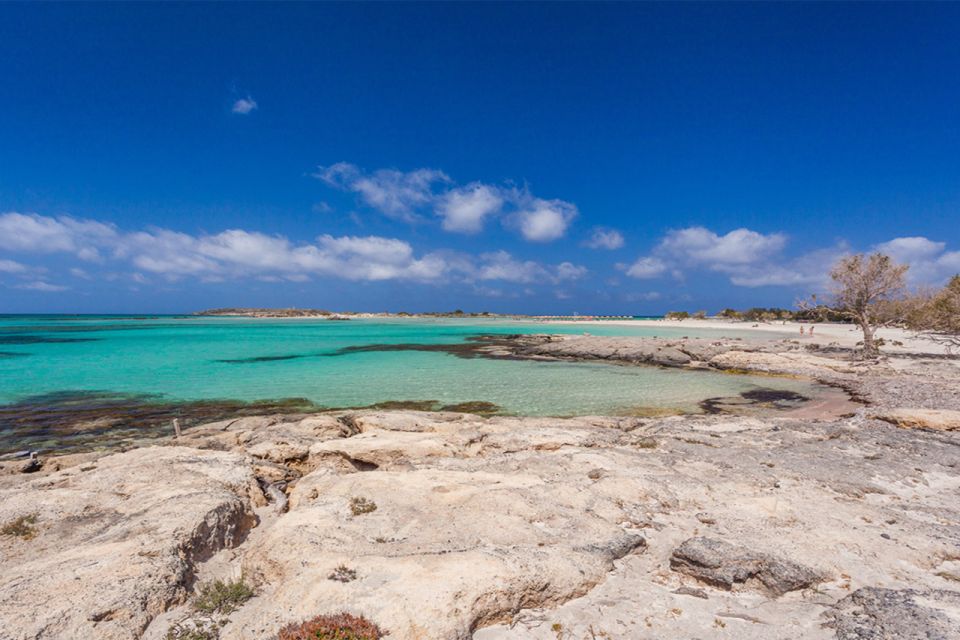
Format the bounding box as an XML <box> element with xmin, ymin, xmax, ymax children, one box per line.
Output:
<box><xmin>801</xmin><ymin>253</ymin><xmax>908</xmax><ymax>358</ymax></box>
<box><xmin>904</xmin><ymin>274</ymin><xmax>960</xmax><ymax>352</ymax></box>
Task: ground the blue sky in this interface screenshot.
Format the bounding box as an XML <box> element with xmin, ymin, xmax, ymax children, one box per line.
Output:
<box><xmin>1</xmin><ymin>3</ymin><xmax>959</xmax><ymax>314</ymax></box>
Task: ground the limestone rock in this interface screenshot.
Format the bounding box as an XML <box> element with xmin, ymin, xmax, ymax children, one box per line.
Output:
<box><xmin>871</xmin><ymin>408</ymin><xmax>960</xmax><ymax>431</ymax></box>
<box><xmin>670</xmin><ymin>537</ymin><xmax>824</xmax><ymax>596</ymax></box>
<box><xmin>825</xmin><ymin>587</ymin><xmax>960</xmax><ymax>639</ymax></box>
<box><xmin>227</xmin><ymin>468</ymin><xmax>646</xmax><ymax>640</ymax></box>
<box><xmin>0</xmin><ymin>447</ymin><xmax>258</xmax><ymax>640</ymax></box>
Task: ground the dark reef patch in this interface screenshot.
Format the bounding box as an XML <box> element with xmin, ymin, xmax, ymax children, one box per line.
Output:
<box><xmin>356</xmin><ymin>399</ymin><xmax>503</xmax><ymax>415</ymax></box>
<box><xmin>335</xmin><ymin>335</ymin><xmax>522</xmax><ymax>360</ymax></box>
<box><xmin>438</xmin><ymin>401</ymin><xmax>501</xmax><ymax>415</ymax></box>
<box><xmin>0</xmin><ymin>335</ymin><xmax>99</xmax><ymax>345</ymax></box>
<box><xmin>699</xmin><ymin>388</ymin><xmax>809</xmax><ymax>415</ymax></box>
<box><xmin>365</xmin><ymin>400</ymin><xmax>441</xmax><ymax>412</ymax></box>
<box><xmin>216</xmin><ymin>354</ymin><xmax>309</xmax><ymax>364</ymax></box>
<box><xmin>0</xmin><ymin>392</ymin><xmax>322</xmax><ymax>455</ymax></box>
<box><xmin>0</xmin><ymin>351</ymin><xmax>29</xmax><ymax>359</ymax></box>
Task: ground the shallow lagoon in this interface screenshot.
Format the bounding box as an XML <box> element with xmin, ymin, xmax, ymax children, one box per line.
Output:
<box><xmin>0</xmin><ymin>315</ymin><xmax>810</xmax><ymax>418</ymax></box>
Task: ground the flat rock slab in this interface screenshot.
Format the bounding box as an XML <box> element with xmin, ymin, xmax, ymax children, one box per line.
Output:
<box><xmin>0</xmin><ymin>447</ymin><xmax>257</xmax><ymax>640</ymax></box>
<box><xmin>825</xmin><ymin>587</ymin><xmax>960</xmax><ymax>639</ymax></box>
<box><xmin>670</xmin><ymin>536</ymin><xmax>824</xmax><ymax>596</ymax></box>
<box><xmin>226</xmin><ymin>468</ymin><xmax>646</xmax><ymax>640</ymax></box>
<box><xmin>871</xmin><ymin>408</ymin><xmax>960</xmax><ymax>431</ymax></box>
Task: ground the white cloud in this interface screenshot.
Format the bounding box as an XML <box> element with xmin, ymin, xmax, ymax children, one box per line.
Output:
<box><xmin>15</xmin><ymin>281</ymin><xmax>67</xmax><ymax>292</ymax></box>
<box><xmin>873</xmin><ymin>236</ymin><xmax>960</xmax><ymax>285</ymax></box>
<box><xmin>510</xmin><ymin>196</ymin><xmax>577</xmax><ymax>242</ymax></box>
<box><xmin>315</xmin><ymin>162</ymin><xmax>577</xmax><ymax>241</ymax></box>
<box><xmin>874</xmin><ymin>236</ymin><xmax>945</xmax><ymax>262</ymax></box>
<box><xmin>625</xmin><ymin>256</ymin><xmax>668</xmax><ymax>279</ymax></box>
<box><xmin>118</xmin><ymin>227</ymin><xmax>449</xmax><ymax>283</ymax></box>
<box><xmin>0</xmin><ymin>259</ymin><xmax>27</xmax><ymax>273</ymax></box>
<box><xmin>232</xmin><ymin>96</ymin><xmax>258</xmax><ymax>114</ymax></box>
<box><xmin>315</xmin><ymin>162</ymin><xmax>450</xmax><ymax>222</ymax></box>
<box><xmin>477</xmin><ymin>251</ymin><xmax>548</xmax><ymax>283</ymax></box>
<box><xmin>436</xmin><ymin>183</ymin><xmax>504</xmax><ymax>233</ymax></box>
<box><xmin>584</xmin><ymin>227</ymin><xmax>625</xmax><ymax>250</ymax></box>
<box><xmin>0</xmin><ymin>212</ymin><xmax>116</xmax><ymax>259</ymax></box>
<box><xmin>556</xmin><ymin>262</ymin><xmax>588</xmax><ymax>281</ymax></box>
<box><xmin>659</xmin><ymin>226</ymin><xmax>786</xmax><ymax>267</ymax></box>
<box><xmin>476</xmin><ymin>250</ymin><xmax>585</xmax><ymax>284</ymax></box>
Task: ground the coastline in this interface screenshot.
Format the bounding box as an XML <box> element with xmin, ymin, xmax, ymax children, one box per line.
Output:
<box><xmin>1</xmin><ymin>330</ymin><xmax>959</xmax><ymax>638</ymax></box>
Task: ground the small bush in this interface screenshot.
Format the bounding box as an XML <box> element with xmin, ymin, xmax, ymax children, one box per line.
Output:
<box><xmin>166</xmin><ymin>620</ymin><xmax>219</xmax><ymax>640</ymax></box>
<box><xmin>278</xmin><ymin>612</ymin><xmax>384</xmax><ymax>640</ymax></box>
<box><xmin>328</xmin><ymin>564</ymin><xmax>357</xmax><ymax>583</ymax></box>
<box><xmin>193</xmin><ymin>577</ymin><xmax>255</xmax><ymax>615</ymax></box>
<box><xmin>349</xmin><ymin>497</ymin><xmax>377</xmax><ymax>516</ymax></box>
<box><xmin>1</xmin><ymin>514</ymin><xmax>38</xmax><ymax>540</ymax></box>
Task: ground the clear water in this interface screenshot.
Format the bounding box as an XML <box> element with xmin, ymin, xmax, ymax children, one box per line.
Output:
<box><xmin>0</xmin><ymin>315</ymin><xmax>812</xmax><ymax>416</ymax></box>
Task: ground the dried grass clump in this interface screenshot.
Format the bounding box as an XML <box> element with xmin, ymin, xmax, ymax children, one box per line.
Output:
<box><xmin>349</xmin><ymin>496</ymin><xmax>377</xmax><ymax>516</ymax></box>
<box><xmin>1</xmin><ymin>514</ymin><xmax>38</xmax><ymax>540</ymax></box>
<box><xmin>277</xmin><ymin>612</ymin><xmax>384</xmax><ymax>640</ymax></box>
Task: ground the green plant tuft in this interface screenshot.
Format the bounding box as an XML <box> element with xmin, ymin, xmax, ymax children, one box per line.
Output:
<box><xmin>193</xmin><ymin>577</ymin><xmax>255</xmax><ymax>615</ymax></box>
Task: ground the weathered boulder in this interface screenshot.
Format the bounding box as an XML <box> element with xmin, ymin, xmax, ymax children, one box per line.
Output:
<box><xmin>0</xmin><ymin>447</ymin><xmax>258</xmax><ymax>640</ymax></box>
<box><xmin>824</xmin><ymin>587</ymin><xmax>960</xmax><ymax>639</ymax></box>
<box><xmin>669</xmin><ymin>537</ymin><xmax>824</xmax><ymax>596</ymax></box>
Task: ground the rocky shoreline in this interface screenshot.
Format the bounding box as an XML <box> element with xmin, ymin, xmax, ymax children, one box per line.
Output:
<box><xmin>1</xmin><ymin>335</ymin><xmax>959</xmax><ymax>639</ymax></box>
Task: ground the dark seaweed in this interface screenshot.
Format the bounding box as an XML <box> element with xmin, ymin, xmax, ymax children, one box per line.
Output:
<box><xmin>215</xmin><ymin>354</ymin><xmax>308</xmax><ymax>364</ymax></box>
<box><xmin>699</xmin><ymin>388</ymin><xmax>809</xmax><ymax>415</ymax></box>
<box><xmin>0</xmin><ymin>335</ymin><xmax>99</xmax><ymax>344</ymax></box>
<box><xmin>0</xmin><ymin>391</ymin><xmax>321</xmax><ymax>455</ymax></box>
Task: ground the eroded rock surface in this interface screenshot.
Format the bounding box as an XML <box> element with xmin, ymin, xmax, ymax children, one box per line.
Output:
<box><xmin>825</xmin><ymin>587</ymin><xmax>960</xmax><ymax>640</ymax></box>
<box><xmin>670</xmin><ymin>536</ymin><xmax>824</xmax><ymax>596</ymax></box>
<box><xmin>2</xmin><ymin>334</ymin><xmax>959</xmax><ymax>640</ymax></box>
<box><xmin>0</xmin><ymin>447</ymin><xmax>258</xmax><ymax>640</ymax></box>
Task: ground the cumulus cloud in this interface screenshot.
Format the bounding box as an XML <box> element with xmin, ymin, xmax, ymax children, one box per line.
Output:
<box><xmin>315</xmin><ymin>162</ymin><xmax>450</xmax><ymax>222</ymax></box>
<box><xmin>624</xmin><ymin>226</ymin><xmax>789</xmax><ymax>283</ymax></box>
<box><xmin>0</xmin><ymin>212</ymin><xmax>116</xmax><ymax>260</ymax></box>
<box><xmin>584</xmin><ymin>227</ymin><xmax>625</xmax><ymax>250</ymax></box>
<box><xmin>623</xmin><ymin>226</ymin><xmax>960</xmax><ymax>290</ymax></box>
<box><xmin>231</xmin><ymin>96</ymin><xmax>258</xmax><ymax>114</ymax></box>
<box><xmin>118</xmin><ymin>227</ymin><xmax>450</xmax><ymax>282</ymax></box>
<box><xmin>873</xmin><ymin>236</ymin><xmax>960</xmax><ymax>285</ymax></box>
<box><xmin>726</xmin><ymin>243</ymin><xmax>849</xmax><ymax>288</ymax></box>
<box><xmin>659</xmin><ymin>227</ymin><xmax>787</xmax><ymax>267</ymax></box>
<box><xmin>436</xmin><ymin>183</ymin><xmax>504</xmax><ymax>233</ymax></box>
<box><xmin>0</xmin><ymin>211</ymin><xmax>584</xmax><ymax>292</ymax></box>
<box><xmin>510</xmin><ymin>196</ymin><xmax>577</xmax><ymax>243</ymax></box>
<box><xmin>625</xmin><ymin>256</ymin><xmax>668</xmax><ymax>279</ymax></box>
<box><xmin>476</xmin><ymin>251</ymin><xmax>586</xmax><ymax>284</ymax></box>
<box><xmin>315</xmin><ymin>162</ymin><xmax>577</xmax><ymax>241</ymax></box>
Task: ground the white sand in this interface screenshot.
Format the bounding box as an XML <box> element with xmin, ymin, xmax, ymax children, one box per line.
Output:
<box><xmin>545</xmin><ymin>318</ymin><xmax>952</xmax><ymax>355</ymax></box>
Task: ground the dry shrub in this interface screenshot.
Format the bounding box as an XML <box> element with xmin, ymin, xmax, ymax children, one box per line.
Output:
<box><xmin>277</xmin><ymin>612</ymin><xmax>384</xmax><ymax>640</ymax></box>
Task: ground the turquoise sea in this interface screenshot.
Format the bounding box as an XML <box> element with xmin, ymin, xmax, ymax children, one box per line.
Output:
<box><xmin>0</xmin><ymin>315</ymin><xmax>812</xmax><ymax>452</ymax></box>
